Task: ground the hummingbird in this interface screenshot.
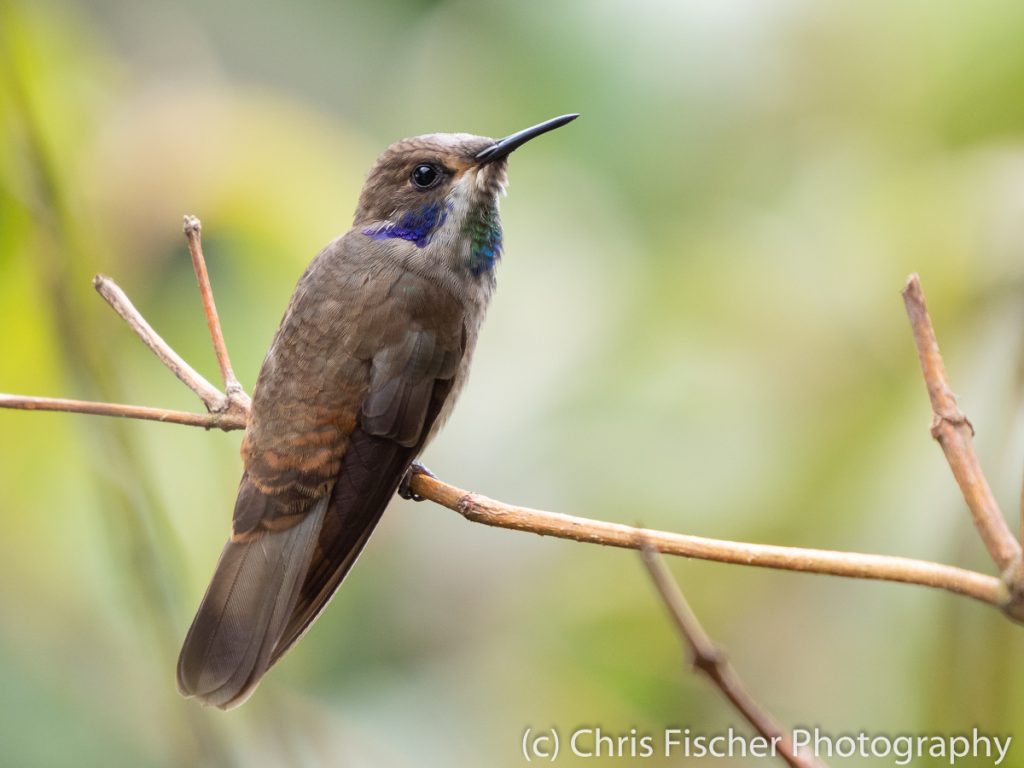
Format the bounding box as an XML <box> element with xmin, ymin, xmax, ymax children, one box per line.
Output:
<box><xmin>176</xmin><ymin>114</ymin><xmax>579</xmax><ymax>709</ymax></box>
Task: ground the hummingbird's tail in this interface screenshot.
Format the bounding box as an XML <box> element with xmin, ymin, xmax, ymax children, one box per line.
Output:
<box><xmin>176</xmin><ymin>494</ymin><xmax>329</xmax><ymax>710</ymax></box>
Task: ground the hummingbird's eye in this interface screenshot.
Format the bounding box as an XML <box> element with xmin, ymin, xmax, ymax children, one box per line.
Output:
<box><xmin>411</xmin><ymin>163</ymin><xmax>442</xmax><ymax>190</ymax></box>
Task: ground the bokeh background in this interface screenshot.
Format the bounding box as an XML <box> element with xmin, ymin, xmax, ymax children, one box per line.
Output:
<box><xmin>3</xmin><ymin>0</ymin><xmax>1024</xmax><ymax>765</ymax></box>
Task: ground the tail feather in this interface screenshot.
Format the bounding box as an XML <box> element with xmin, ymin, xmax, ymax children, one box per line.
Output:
<box><xmin>176</xmin><ymin>495</ymin><xmax>329</xmax><ymax>709</ymax></box>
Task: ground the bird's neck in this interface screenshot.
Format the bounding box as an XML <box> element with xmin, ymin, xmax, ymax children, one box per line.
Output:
<box><xmin>461</xmin><ymin>200</ymin><xmax>503</xmax><ymax>276</ymax></box>
<box><xmin>362</xmin><ymin>201</ymin><xmax>450</xmax><ymax>248</ymax></box>
<box><xmin>363</xmin><ymin>198</ymin><xmax>503</xmax><ymax>277</ymax></box>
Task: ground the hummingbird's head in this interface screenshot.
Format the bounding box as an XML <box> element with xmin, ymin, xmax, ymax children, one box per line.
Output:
<box><xmin>354</xmin><ymin>114</ymin><xmax>578</xmax><ymax>278</ymax></box>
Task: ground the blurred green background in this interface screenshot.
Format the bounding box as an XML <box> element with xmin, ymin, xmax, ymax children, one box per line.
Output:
<box><xmin>3</xmin><ymin>0</ymin><xmax>1024</xmax><ymax>765</ymax></box>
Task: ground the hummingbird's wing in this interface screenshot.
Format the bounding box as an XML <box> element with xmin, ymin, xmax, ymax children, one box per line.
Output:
<box><xmin>270</xmin><ymin>322</ymin><xmax>462</xmax><ymax>661</ymax></box>
<box><xmin>177</xmin><ymin>241</ymin><xmax>465</xmax><ymax>709</ymax></box>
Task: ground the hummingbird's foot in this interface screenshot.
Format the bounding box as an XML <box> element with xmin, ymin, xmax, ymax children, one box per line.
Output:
<box><xmin>399</xmin><ymin>462</ymin><xmax>435</xmax><ymax>502</ymax></box>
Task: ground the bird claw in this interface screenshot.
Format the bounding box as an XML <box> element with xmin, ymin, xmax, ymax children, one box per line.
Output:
<box><xmin>399</xmin><ymin>462</ymin><xmax>435</xmax><ymax>502</ymax></box>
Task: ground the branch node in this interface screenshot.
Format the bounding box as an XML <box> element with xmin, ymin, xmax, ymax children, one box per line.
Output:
<box><xmin>929</xmin><ymin>407</ymin><xmax>974</xmax><ymax>440</ymax></box>
<box><xmin>691</xmin><ymin>646</ymin><xmax>726</xmax><ymax>676</ymax></box>
<box><xmin>999</xmin><ymin>556</ymin><xmax>1024</xmax><ymax>623</ymax></box>
<box><xmin>456</xmin><ymin>493</ymin><xmax>480</xmax><ymax>519</ymax></box>
<box><xmin>225</xmin><ymin>383</ymin><xmax>252</xmax><ymax>412</ymax></box>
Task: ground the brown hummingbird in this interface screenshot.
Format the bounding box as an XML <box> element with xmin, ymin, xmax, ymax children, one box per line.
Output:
<box><xmin>176</xmin><ymin>114</ymin><xmax>579</xmax><ymax>709</ymax></box>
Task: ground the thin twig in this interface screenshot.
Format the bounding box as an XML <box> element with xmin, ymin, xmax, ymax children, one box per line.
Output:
<box><xmin>183</xmin><ymin>216</ymin><xmax>249</xmax><ymax>408</ymax></box>
<box><xmin>408</xmin><ymin>472</ymin><xmax>1007</xmax><ymax>609</ymax></box>
<box><xmin>639</xmin><ymin>545</ymin><xmax>823</xmax><ymax>768</ymax></box>
<box><xmin>0</xmin><ymin>394</ymin><xmax>246</xmax><ymax>431</ymax></box>
<box><xmin>93</xmin><ymin>274</ymin><xmax>227</xmax><ymax>412</ymax></box>
<box><xmin>901</xmin><ymin>275</ymin><xmax>1023</xmax><ymax>594</ymax></box>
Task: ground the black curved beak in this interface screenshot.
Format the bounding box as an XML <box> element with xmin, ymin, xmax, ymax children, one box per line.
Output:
<box><xmin>475</xmin><ymin>113</ymin><xmax>579</xmax><ymax>163</ymax></box>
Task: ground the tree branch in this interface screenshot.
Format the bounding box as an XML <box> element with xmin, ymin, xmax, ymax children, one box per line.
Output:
<box><xmin>0</xmin><ymin>221</ymin><xmax>1021</xmax><ymax>624</ymax></box>
<box><xmin>639</xmin><ymin>546</ymin><xmax>824</xmax><ymax>768</ymax></box>
<box><xmin>182</xmin><ymin>215</ymin><xmax>249</xmax><ymax>409</ymax></box>
<box><xmin>0</xmin><ymin>393</ymin><xmax>245</xmax><ymax>430</ymax></box>
<box><xmin>407</xmin><ymin>471</ymin><xmax>1005</xmax><ymax>608</ymax></box>
<box><xmin>902</xmin><ymin>274</ymin><xmax>1024</xmax><ymax>613</ymax></box>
